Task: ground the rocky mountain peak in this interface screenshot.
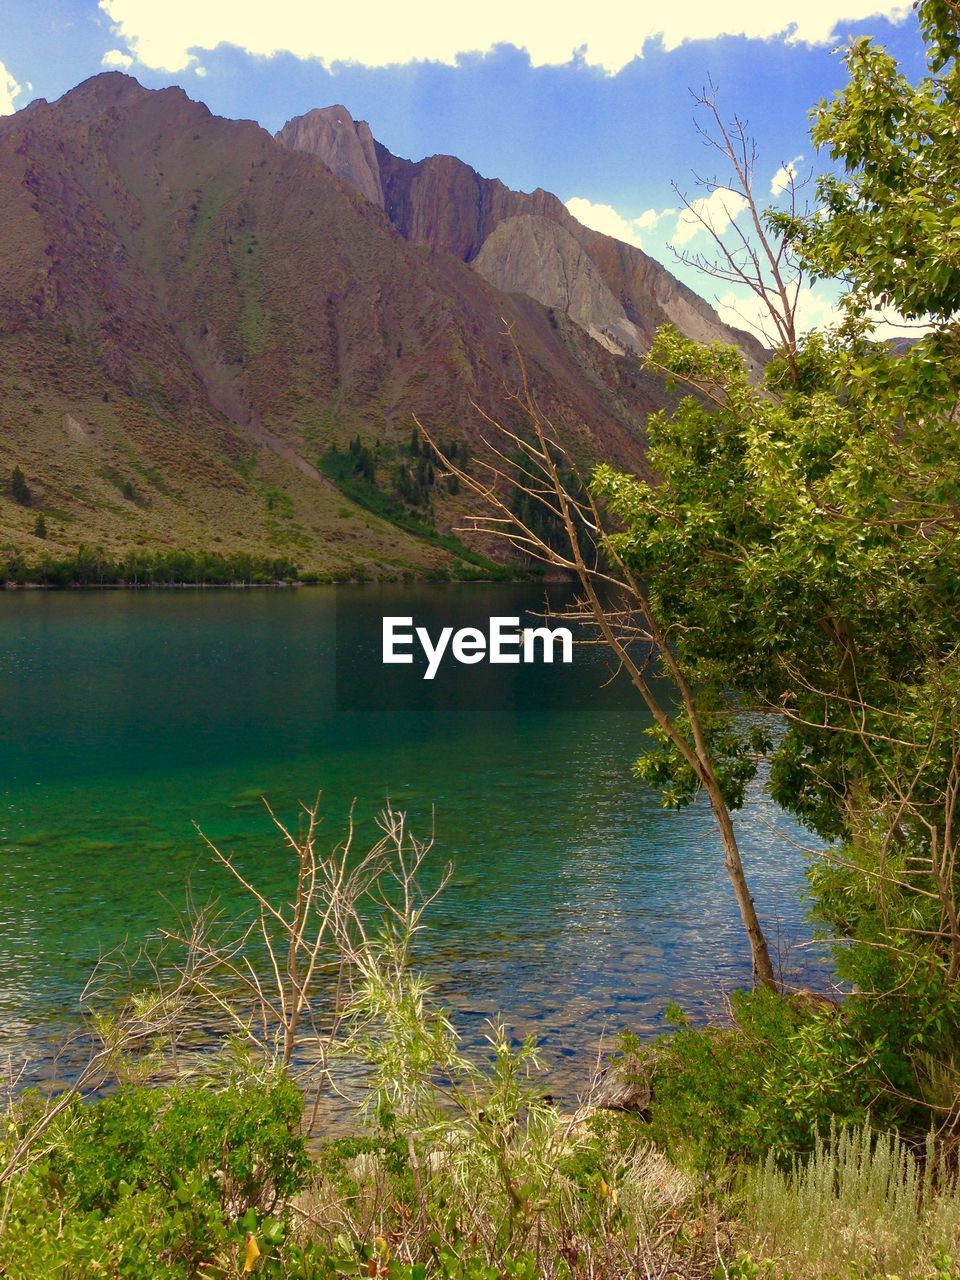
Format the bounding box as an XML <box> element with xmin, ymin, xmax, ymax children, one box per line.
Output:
<box><xmin>473</xmin><ymin>215</ymin><xmax>643</xmax><ymax>355</ymax></box>
<box><xmin>276</xmin><ymin>105</ymin><xmax>384</xmax><ymax>208</ymax></box>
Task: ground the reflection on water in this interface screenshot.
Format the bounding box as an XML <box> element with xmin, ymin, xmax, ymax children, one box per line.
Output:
<box><xmin>0</xmin><ymin>584</ymin><xmax>830</xmax><ymax>1093</ymax></box>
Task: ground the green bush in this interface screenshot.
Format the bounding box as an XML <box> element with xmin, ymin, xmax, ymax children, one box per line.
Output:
<box><xmin>271</xmin><ymin>1238</ymin><xmax>547</xmax><ymax>1280</ymax></box>
<box><xmin>319</xmin><ymin>444</ymin><xmax>511</xmax><ymax>577</ymax></box>
<box><xmin>312</xmin><ymin>1131</ymin><xmax>415</xmax><ymax>1207</ymax></box>
<box><xmin>2</xmin><ymin>1077</ymin><xmax>310</xmax><ymax>1278</ymax></box>
<box><xmin>641</xmin><ymin>989</ymin><xmax>871</xmax><ymax>1169</ymax></box>
<box><xmin>0</xmin><ymin>546</ymin><xmax>300</xmax><ymax>586</ymax></box>
<box><xmin>9</xmin><ymin>465</ymin><xmax>31</xmax><ymax>506</ymax></box>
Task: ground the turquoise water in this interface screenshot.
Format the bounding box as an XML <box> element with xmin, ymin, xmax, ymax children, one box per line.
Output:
<box><xmin>0</xmin><ymin>585</ymin><xmax>827</xmax><ymax>1088</ymax></box>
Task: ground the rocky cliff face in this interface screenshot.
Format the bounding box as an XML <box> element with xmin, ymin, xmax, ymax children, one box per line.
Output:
<box><xmin>276</xmin><ymin>104</ymin><xmax>764</xmax><ymax>368</ymax></box>
<box><xmin>473</xmin><ymin>216</ymin><xmax>642</xmax><ymax>355</ymax></box>
<box><xmin>376</xmin><ymin>147</ymin><xmax>568</xmax><ymax>261</ymax></box>
<box><xmin>276</xmin><ymin>106</ymin><xmax>384</xmax><ymax>208</ymax></box>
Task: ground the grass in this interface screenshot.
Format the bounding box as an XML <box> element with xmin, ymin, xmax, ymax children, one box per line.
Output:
<box><xmin>0</xmin><ymin>334</ymin><xmax>482</xmax><ymax>581</ymax></box>
<box><xmin>734</xmin><ymin>1123</ymin><xmax>960</xmax><ymax>1278</ymax></box>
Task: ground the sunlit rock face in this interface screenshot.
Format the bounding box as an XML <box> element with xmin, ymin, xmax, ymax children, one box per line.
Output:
<box><xmin>473</xmin><ymin>215</ymin><xmax>644</xmax><ymax>356</ymax></box>
<box><xmin>277</xmin><ymin>105</ymin><xmax>385</xmax><ymax>208</ymax></box>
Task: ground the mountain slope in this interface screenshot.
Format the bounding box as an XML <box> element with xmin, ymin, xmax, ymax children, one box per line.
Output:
<box><xmin>473</xmin><ymin>215</ymin><xmax>643</xmax><ymax>354</ymax></box>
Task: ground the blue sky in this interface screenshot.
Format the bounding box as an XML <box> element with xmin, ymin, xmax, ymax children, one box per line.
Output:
<box><xmin>0</xmin><ymin>1</ymin><xmax>929</xmax><ymax>337</ymax></box>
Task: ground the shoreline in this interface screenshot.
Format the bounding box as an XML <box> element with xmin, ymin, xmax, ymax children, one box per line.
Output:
<box><xmin>0</xmin><ymin>570</ymin><xmax>561</xmax><ymax>591</ymax></box>
<box><xmin>0</xmin><ymin>575</ymin><xmax>545</xmax><ymax>591</ymax></box>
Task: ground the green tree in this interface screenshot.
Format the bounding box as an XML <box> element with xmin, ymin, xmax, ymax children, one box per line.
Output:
<box><xmin>588</xmin><ymin>0</ymin><xmax>960</xmax><ymax>1121</ymax></box>
<box><xmin>9</xmin><ymin>466</ymin><xmax>30</xmax><ymax>506</ymax></box>
<box><xmin>33</xmin><ymin>513</ymin><xmax>46</xmax><ymax>539</ymax></box>
<box><xmin>432</xmin><ymin>0</ymin><xmax>960</xmax><ymax>1091</ymax></box>
<box><xmin>424</xmin><ymin>360</ymin><xmax>779</xmax><ymax>990</ymax></box>
<box><xmin>778</xmin><ymin>0</ymin><xmax>960</xmax><ymax>323</ymax></box>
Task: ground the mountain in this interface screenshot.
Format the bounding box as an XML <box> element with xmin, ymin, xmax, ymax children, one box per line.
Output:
<box><xmin>0</xmin><ymin>76</ymin><xmax>748</xmax><ymax>580</ymax></box>
<box><xmin>276</xmin><ymin>106</ymin><xmax>765</xmax><ymax>365</ymax></box>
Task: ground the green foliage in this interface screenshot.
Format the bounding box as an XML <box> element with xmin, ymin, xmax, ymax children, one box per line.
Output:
<box><xmin>296</xmin><ymin>1092</ymin><xmax>699</xmax><ymax>1279</ymax></box>
<box><xmin>776</xmin><ymin>0</ymin><xmax>960</xmax><ymax>320</ymax></box>
<box><xmin>320</xmin><ymin>445</ymin><xmax>511</xmax><ymax>577</ymax></box>
<box><xmin>588</xmin><ymin>2</ymin><xmax>960</xmax><ymax>1127</ymax></box>
<box><xmin>347</xmin><ymin>433</ymin><xmax>377</xmax><ymax>481</ymax></box>
<box><xmin>394</xmin><ymin>454</ymin><xmax>434</xmax><ymax>508</ymax></box>
<box><xmin>313</xmin><ymin>1132</ymin><xmax>413</xmax><ymax>1201</ymax></box>
<box><xmin>266</xmin><ymin>1237</ymin><xmax>548</xmax><ymax>1280</ymax></box>
<box><xmin>0</xmin><ymin>546</ymin><xmax>300</xmax><ymax>586</ymax></box>
<box><xmin>263</xmin><ymin>487</ymin><xmax>294</xmax><ymax>517</ymax></box>
<box><xmin>593</xmin><ymin>321</ymin><xmax>960</xmax><ymax>841</ymax></box>
<box><xmin>634</xmin><ymin>703</ymin><xmax>772</xmax><ymax>812</ymax></box>
<box><xmin>507</xmin><ymin>452</ymin><xmax>588</xmax><ymax>562</ymax></box>
<box><xmin>300</xmin><ymin>874</ymin><xmax>710</xmax><ymax>1278</ymax></box>
<box><xmin>736</xmin><ymin>1122</ymin><xmax>960</xmax><ymax>1279</ymax></box>
<box><xmin>32</xmin><ymin>512</ymin><xmax>46</xmax><ymax>539</ymax></box>
<box><xmin>1</xmin><ymin>1077</ymin><xmax>310</xmax><ymax>1278</ymax></box>
<box><xmin>809</xmin><ymin>890</ymin><xmax>960</xmax><ymax>1123</ymax></box>
<box><xmin>640</xmin><ymin>990</ymin><xmax>871</xmax><ymax>1169</ymax></box>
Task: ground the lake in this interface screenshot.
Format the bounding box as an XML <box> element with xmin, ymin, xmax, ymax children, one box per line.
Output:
<box><xmin>0</xmin><ymin>584</ymin><xmax>828</xmax><ymax>1094</ymax></box>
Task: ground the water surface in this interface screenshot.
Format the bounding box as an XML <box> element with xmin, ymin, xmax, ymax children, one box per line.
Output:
<box><xmin>0</xmin><ymin>585</ymin><xmax>828</xmax><ymax>1090</ymax></box>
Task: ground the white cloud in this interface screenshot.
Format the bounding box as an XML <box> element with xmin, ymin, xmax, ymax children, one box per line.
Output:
<box><xmin>771</xmin><ymin>156</ymin><xmax>802</xmax><ymax>195</ymax></box>
<box><xmin>672</xmin><ymin>188</ymin><xmax>749</xmax><ymax>247</ymax></box>
<box><xmin>101</xmin><ymin>48</ymin><xmax>135</xmax><ymax>69</ymax></box>
<box><xmin>716</xmin><ymin>280</ymin><xmax>842</xmax><ymax>340</ymax></box>
<box><xmin>194</xmin><ymin>65</ymin><xmax>207</xmax><ymax>76</ymax></box>
<box><xmin>97</xmin><ymin>0</ymin><xmax>913</xmax><ymax>75</ymax></box>
<box><xmin>635</xmin><ymin>207</ymin><xmax>677</xmax><ymax>230</ymax></box>
<box><xmin>565</xmin><ymin>197</ymin><xmax>675</xmax><ymax>249</ymax></box>
<box><xmin>0</xmin><ymin>59</ymin><xmax>23</xmax><ymax>115</ymax></box>
<box><xmin>716</xmin><ymin>279</ymin><xmax>934</xmax><ymax>343</ymax></box>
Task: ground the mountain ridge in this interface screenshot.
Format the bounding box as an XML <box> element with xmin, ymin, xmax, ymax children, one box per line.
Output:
<box><xmin>276</xmin><ymin>103</ymin><xmax>764</xmax><ymax>365</ymax></box>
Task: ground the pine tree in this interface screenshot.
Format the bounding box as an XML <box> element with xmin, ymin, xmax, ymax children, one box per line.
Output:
<box><xmin>10</xmin><ymin>466</ymin><xmax>30</xmax><ymax>506</ymax></box>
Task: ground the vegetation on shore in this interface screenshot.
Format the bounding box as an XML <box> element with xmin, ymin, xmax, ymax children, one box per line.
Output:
<box><xmin>0</xmin><ymin>546</ymin><xmax>516</xmax><ymax>587</ymax></box>
<box><xmin>3</xmin><ymin>800</ymin><xmax>960</xmax><ymax>1279</ymax></box>
<box><xmin>0</xmin><ymin>547</ymin><xmax>303</xmax><ymax>587</ymax></box>
<box><xmin>0</xmin><ymin>431</ymin><xmax>514</xmax><ymax>582</ymax></box>
<box><xmin>318</xmin><ymin>439</ymin><xmax>511</xmax><ymax>579</ymax></box>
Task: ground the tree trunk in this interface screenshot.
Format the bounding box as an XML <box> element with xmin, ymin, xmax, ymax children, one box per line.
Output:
<box><xmin>704</xmin><ymin>775</ymin><xmax>778</xmax><ymax>989</ymax></box>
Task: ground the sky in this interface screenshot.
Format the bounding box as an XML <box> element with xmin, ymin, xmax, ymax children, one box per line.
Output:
<box><xmin>0</xmin><ymin>1</ymin><xmax>931</xmax><ymax>339</ymax></box>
